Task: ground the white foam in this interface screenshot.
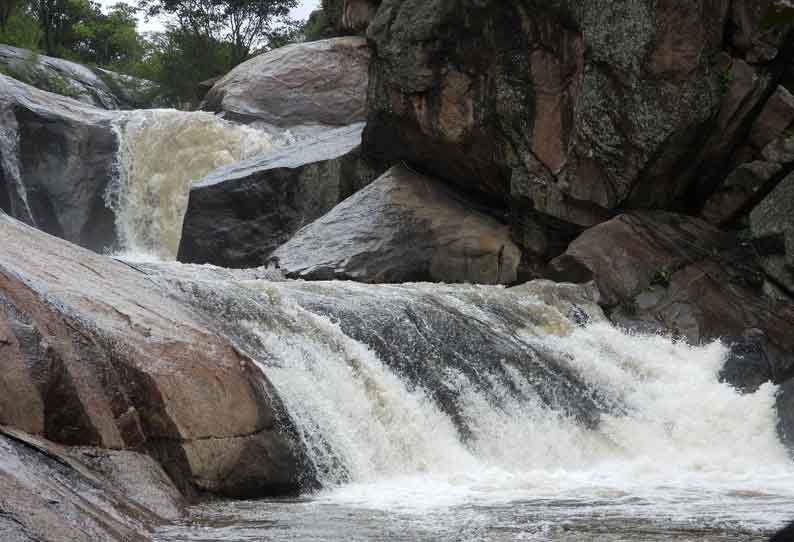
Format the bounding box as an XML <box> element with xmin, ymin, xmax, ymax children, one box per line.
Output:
<box><xmin>107</xmin><ymin>109</ymin><xmax>291</xmax><ymax>260</ymax></box>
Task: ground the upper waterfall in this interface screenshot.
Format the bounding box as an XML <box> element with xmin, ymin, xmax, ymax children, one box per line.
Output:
<box><xmin>107</xmin><ymin>110</ymin><xmax>290</xmax><ymax>260</ymax></box>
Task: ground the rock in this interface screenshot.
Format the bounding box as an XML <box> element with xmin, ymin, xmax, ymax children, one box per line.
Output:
<box><xmin>0</xmin><ymin>212</ymin><xmax>305</xmax><ymax>498</ymax></box>
<box><xmin>203</xmin><ymin>37</ymin><xmax>369</xmax><ymax>129</ymax></box>
<box><xmin>0</xmin><ymin>44</ymin><xmax>156</xmax><ymax>109</ymax></box>
<box><xmin>720</xmin><ymin>328</ymin><xmax>794</xmax><ymax>392</ymax></box>
<box><xmin>311</xmin><ymin>0</ymin><xmax>381</xmax><ymax>37</ymax></box>
<box><xmin>549</xmin><ymin>211</ymin><xmax>794</xmax><ymax>366</ymax></box>
<box><xmin>701</xmin><ymin>160</ymin><xmax>781</xmax><ymax>224</ymax></box>
<box><xmin>363</xmin><ymin>0</ymin><xmax>729</xmax><ymax>230</ymax></box>
<box><xmin>0</xmin><ymin>74</ymin><xmax>119</xmax><ymax>252</ymax></box>
<box><xmin>750</xmin><ymin>170</ymin><xmax>794</xmax><ymax>294</ymax></box>
<box><xmin>0</xmin><ymin>427</ymin><xmax>172</xmax><ymax>542</ymax></box>
<box><xmin>271</xmin><ymin>165</ymin><xmax>521</xmax><ymax>284</ymax></box>
<box><xmin>748</xmin><ymin>85</ymin><xmax>794</xmax><ymax>150</ymax></box>
<box><xmin>547</xmin><ymin>212</ymin><xmax>729</xmax><ymax>306</ymax></box>
<box><xmin>341</xmin><ymin>0</ymin><xmax>380</xmax><ymax>31</ymax></box>
<box><xmin>178</xmin><ymin>123</ymin><xmax>379</xmax><ymax>268</ymax></box>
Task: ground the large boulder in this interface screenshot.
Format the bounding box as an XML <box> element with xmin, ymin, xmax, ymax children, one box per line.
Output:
<box><xmin>0</xmin><ymin>44</ymin><xmax>156</xmax><ymax>109</ymax></box>
<box><xmin>270</xmin><ymin>165</ymin><xmax>521</xmax><ymax>284</ymax></box>
<box><xmin>548</xmin><ymin>212</ymin><xmax>730</xmax><ymax>306</ymax></box>
<box><xmin>549</xmin><ymin>211</ymin><xmax>794</xmax><ymax>369</ymax></box>
<box><xmin>178</xmin><ymin>123</ymin><xmax>379</xmax><ymax>268</ymax></box>
<box><xmin>364</xmin><ymin>1</ymin><xmax>727</xmax><ymax>217</ymax></box>
<box><xmin>0</xmin><ymin>212</ymin><xmax>305</xmax><ymax>498</ymax></box>
<box><xmin>0</xmin><ymin>74</ymin><xmax>119</xmax><ymax>252</ymax></box>
<box><xmin>362</xmin><ymin>0</ymin><xmax>794</xmax><ymax>261</ymax></box>
<box><xmin>203</xmin><ymin>37</ymin><xmax>370</xmax><ymax>130</ymax></box>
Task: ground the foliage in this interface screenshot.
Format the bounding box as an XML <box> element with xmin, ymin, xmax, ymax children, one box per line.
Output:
<box><xmin>650</xmin><ymin>267</ymin><xmax>673</xmax><ymax>288</ymax></box>
<box><xmin>0</xmin><ymin>5</ymin><xmax>42</xmax><ymax>50</ymax></box>
<box><xmin>719</xmin><ymin>65</ymin><xmax>734</xmax><ymax>95</ymax></box>
<box><xmin>142</xmin><ymin>0</ymin><xmax>299</xmax><ymax>65</ymax></box>
<box><xmin>0</xmin><ymin>0</ymin><xmax>308</xmax><ymax>107</ymax></box>
<box><xmin>0</xmin><ymin>49</ymin><xmax>39</xmax><ymax>84</ymax></box>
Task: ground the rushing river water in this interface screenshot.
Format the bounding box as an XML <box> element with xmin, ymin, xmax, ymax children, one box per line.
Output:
<box><xmin>139</xmin><ymin>273</ymin><xmax>794</xmax><ymax>542</ymax></box>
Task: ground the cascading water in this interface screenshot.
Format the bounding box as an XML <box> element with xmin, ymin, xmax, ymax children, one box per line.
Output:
<box><xmin>107</xmin><ymin>110</ymin><xmax>293</xmax><ymax>260</ymax></box>
<box><xmin>144</xmin><ymin>271</ymin><xmax>794</xmax><ymax>541</ymax></box>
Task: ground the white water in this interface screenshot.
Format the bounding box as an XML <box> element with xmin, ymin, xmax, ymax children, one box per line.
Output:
<box><xmin>107</xmin><ymin>110</ymin><xmax>292</xmax><ymax>260</ymax></box>
<box><xmin>238</xmin><ymin>283</ymin><xmax>794</xmax><ymax>535</ymax></box>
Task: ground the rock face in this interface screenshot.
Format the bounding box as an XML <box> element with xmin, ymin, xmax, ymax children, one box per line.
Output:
<box><xmin>0</xmin><ymin>44</ymin><xmax>155</xmax><ymax>109</ymax></box>
<box><xmin>203</xmin><ymin>37</ymin><xmax>370</xmax><ymax>129</ymax></box>
<box><xmin>179</xmin><ymin>123</ymin><xmax>379</xmax><ymax>268</ymax></box>
<box><xmin>0</xmin><ymin>428</ymin><xmax>171</xmax><ymax>542</ymax></box>
<box><xmin>365</xmin><ymin>1</ymin><xmax>725</xmax><ymax>217</ymax></box>
<box><xmin>0</xmin><ymin>212</ymin><xmax>305</xmax><ymax>498</ymax></box>
<box><xmin>362</xmin><ymin>0</ymin><xmax>794</xmax><ymax>262</ymax></box>
<box><xmin>549</xmin><ymin>211</ymin><xmax>794</xmax><ymax>358</ymax></box>
<box><xmin>0</xmin><ymin>74</ymin><xmax>119</xmax><ymax>252</ymax></box>
<box><xmin>271</xmin><ymin>165</ymin><xmax>521</xmax><ymax>284</ymax></box>
<box><xmin>751</xmin><ymin>170</ymin><xmax>794</xmax><ymax>294</ymax></box>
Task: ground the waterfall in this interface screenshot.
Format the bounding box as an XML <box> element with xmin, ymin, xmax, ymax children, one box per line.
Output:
<box><xmin>153</xmin><ymin>268</ymin><xmax>793</xmax><ymax>523</ymax></box>
<box><xmin>107</xmin><ymin>110</ymin><xmax>291</xmax><ymax>260</ymax></box>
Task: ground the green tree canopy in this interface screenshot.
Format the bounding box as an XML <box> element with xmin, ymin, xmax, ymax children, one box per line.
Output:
<box><xmin>142</xmin><ymin>0</ymin><xmax>299</xmax><ymax>65</ymax></box>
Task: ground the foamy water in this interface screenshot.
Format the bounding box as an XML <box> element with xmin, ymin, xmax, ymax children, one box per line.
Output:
<box><xmin>151</xmin><ymin>281</ymin><xmax>794</xmax><ymax>540</ymax></box>
<box><xmin>107</xmin><ymin>110</ymin><xmax>294</xmax><ymax>259</ymax></box>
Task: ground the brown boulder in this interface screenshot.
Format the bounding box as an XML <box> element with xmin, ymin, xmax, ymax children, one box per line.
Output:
<box><xmin>203</xmin><ymin>37</ymin><xmax>369</xmax><ymax>129</ymax></box>
<box><xmin>270</xmin><ymin>165</ymin><xmax>521</xmax><ymax>284</ymax></box>
<box><xmin>547</xmin><ymin>212</ymin><xmax>729</xmax><ymax>306</ymax></box>
<box><xmin>0</xmin><ymin>212</ymin><xmax>304</xmax><ymax>498</ymax></box>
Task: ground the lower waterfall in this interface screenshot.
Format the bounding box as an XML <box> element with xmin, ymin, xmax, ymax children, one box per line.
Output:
<box><xmin>146</xmin><ymin>270</ymin><xmax>794</xmax><ymax>539</ymax></box>
<box><xmin>107</xmin><ymin>110</ymin><xmax>291</xmax><ymax>259</ymax></box>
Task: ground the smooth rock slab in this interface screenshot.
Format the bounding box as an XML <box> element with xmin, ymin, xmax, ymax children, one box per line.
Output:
<box><xmin>203</xmin><ymin>37</ymin><xmax>369</xmax><ymax>129</ymax></box>
<box><xmin>0</xmin><ymin>212</ymin><xmax>304</xmax><ymax>498</ymax></box>
<box><xmin>270</xmin><ymin>165</ymin><xmax>521</xmax><ymax>284</ymax></box>
<box><xmin>178</xmin><ymin>123</ymin><xmax>378</xmax><ymax>268</ymax></box>
<box><xmin>0</xmin><ymin>44</ymin><xmax>154</xmax><ymax>109</ymax></box>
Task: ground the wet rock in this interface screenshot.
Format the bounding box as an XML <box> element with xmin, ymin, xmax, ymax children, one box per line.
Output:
<box><xmin>719</xmin><ymin>329</ymin><xmax>792</xmax><ymax>392</ymax></box>
<box><xmin>265</xmin><ymin>279</ymin><xmax>610</xmax><ymax>433</ymax></box>
<box><xmin>701</xmin><ymin>160</ymin><xmax>781</xmax><ymax>224</ymax></box>
<box><xmin>0</xmin><ymin>428</ymin><xmax>168</xmax><ymax>542</ymax></box>
<box><xmin>0</xmin><ymin>74</ymin><xmax>119</xmax><ymax>252</ymax></box>
<box><xmin>549</xmin><ymin>211</ymin><xmax>794</xmax><ymax>360</ymax></box>
<box><xmin>270</xmin><ymin>165</ymin><xmax>521</xmax><ymax>284</ymax></box>
<box><xmin>203</xmin><ymin>37</ymin><xmax>369</xmax><ymax>129</ymax></box>
<box><xmin>750</xmin><ymin>171</ymin><xmax>794</xmax><ymax>295</ymax></box>
<box><xmin>0</xmin><ymin>212</ymin><xmax>305</xmax><ymax>498</ymax></box>
<box><xmin>0</xmin><ymin>44</ymin><xmax>155</xmax><ymax>109</ymax></box>
<box><xmin>179</xmin><ymin>123</ymin><xmax>379</xmax><ymax>268</ymax></box>
<box><xmin>547</xmin><ymin>212</ymin><xmax>729</xmax><ymax>307</ymax></box>
<box><xmin>749</xmin><ymin>85</ymin><xmax>794</xmax><ymax>150</ymax></box>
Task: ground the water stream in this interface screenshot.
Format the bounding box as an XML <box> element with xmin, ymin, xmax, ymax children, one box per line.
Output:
<box><xmin>107</xmin><ymin>110</ymin><xmax>294</xmax><ymax>259</ymax></box>
<box><xmin>135</xmin><ymin>270</ymin><xmax>794</xmax><ymax>541</ymax></box>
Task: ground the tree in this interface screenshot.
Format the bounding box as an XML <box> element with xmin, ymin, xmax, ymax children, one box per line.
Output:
<box><xmin>72</xmin><ymin>2</ymin><xmax>142</xmax><ymax>65</ymax></box>
<box><xmin>143</xmin><ymin>0</ymin><xmax>299</xmax><ymax>65</ymax></box>
<box><xmin>0</xmin><ymin>0</ymin><xmax>26</xmax><ymax>33</ymax></box>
